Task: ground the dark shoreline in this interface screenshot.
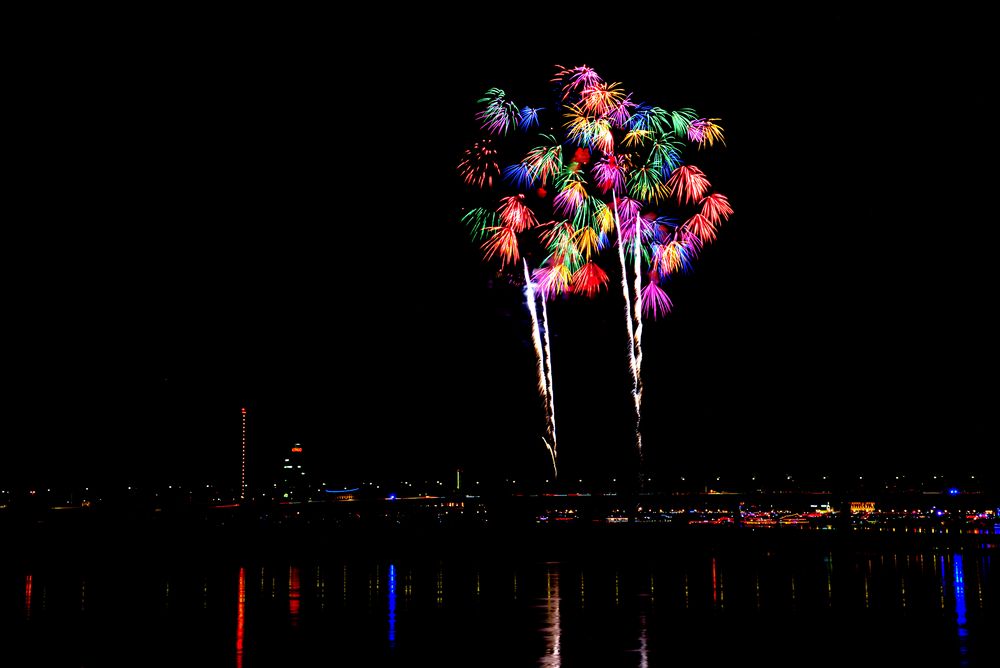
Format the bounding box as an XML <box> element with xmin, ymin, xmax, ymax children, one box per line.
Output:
<box><xmin>4</xmin><ymin>513</ymin><xmax>997</xmax><ymax>571</ymax></box>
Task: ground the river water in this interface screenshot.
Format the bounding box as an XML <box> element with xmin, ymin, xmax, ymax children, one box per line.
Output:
<box><xmin>3</xmin><ymin>542</ymin><xmax>993</xmax><ymax>666</ymax></box>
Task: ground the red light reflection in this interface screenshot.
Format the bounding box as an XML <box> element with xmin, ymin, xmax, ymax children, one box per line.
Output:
<box><xmin>236</xmin><ymin>567</ymin><xmax>246</xmax><ymax>668</ymax></box>
<box><xmin>289</xmin><ymin>566</ymin><xmax>301</xmax><ymax>626</ymax></box>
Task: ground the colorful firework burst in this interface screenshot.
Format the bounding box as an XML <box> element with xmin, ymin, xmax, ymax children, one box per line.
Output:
<box><xmin>460</xmin><ymin>64</ymin><xmax>732</xmax><ymax>471</ymax></box>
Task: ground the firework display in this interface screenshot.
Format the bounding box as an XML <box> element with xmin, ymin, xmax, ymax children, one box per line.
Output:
<box><xmin>460</xmin><ymin>65</ymin><xmax>731</xmax><ymax>472</ymax></box>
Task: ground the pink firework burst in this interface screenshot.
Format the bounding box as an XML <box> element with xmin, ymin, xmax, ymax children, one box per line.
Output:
<box><xmin>533</xmin><ymin>263</ymin><xmax>571</xmax><ymax>299</ymax></box>
<box><xmin>615</xmin><ymin>196</ymin><xmax>642</xmax><ymax>223</ymax></box>
<box><xmin>553</xmin><ymin>64</ymin><xmax>603</xmax><ymax>98</ymax></box>
<box><xmin>641</xmin><ymin>282</ymin><xmax>673</xmax><ymax>320</ymax></box>
<box><xmin>619</xmin><ymin>213</ymin><xmax>655</xmax><ymax>245</ymax></box>
<box><xmin>605</xmin><ymin>94</ymin><xmax>635</xmax><ymax>128</ymax></box>
<box><xmin>593</xmin><ymin>155</ymin><xmax>625</xmax><ymax>193</ymax></box>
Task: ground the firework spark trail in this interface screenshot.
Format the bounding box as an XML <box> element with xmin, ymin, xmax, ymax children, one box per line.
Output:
<box><xmin>524</xmin><ymin>259</ymin><xmax>558</xmax><ymax>475</ymax></box>
<box><xmin>541</xmin><ymin>293</ymin><xmax>557</xmax><ymax>468</ymax></box>
<box><xmin>613</xmin><ymin>192</ymin><xmax>641</xmax><ymax>450</ymax></box>
<box><xmin>632</xmin><ymin>210</ymin><xmax>644</xmax><ymax>460</ymax></box>
<box><xmin>523</xmin><ymin>259</ymin><xmax>548</xmax><ymax>410</ymax></box>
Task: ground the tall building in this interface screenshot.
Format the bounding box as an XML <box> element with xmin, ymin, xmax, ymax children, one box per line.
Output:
<box><xmin>279</xmin><ymin>444</ymin><xmax>310</xmax><ymax>501</ymax></box>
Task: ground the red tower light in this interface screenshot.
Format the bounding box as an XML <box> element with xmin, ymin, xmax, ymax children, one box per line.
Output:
<box><xmin>240</xmin><ymin>408</ymin><xmax>247</xmax><ymax>500</ymax></box>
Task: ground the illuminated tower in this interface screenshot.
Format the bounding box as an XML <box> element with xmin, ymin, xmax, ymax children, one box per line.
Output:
<box><xmin>240</xmin><ymin>407</ymin><xmax>247</xmax><ymax>500</ymax></box>
<box><xmin>280</xmin><ymin>444</ymin><xmax>309</xmax><ymax>501</ymax></box>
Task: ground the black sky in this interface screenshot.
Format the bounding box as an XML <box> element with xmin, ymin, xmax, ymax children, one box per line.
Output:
<box><xmin>4</xmin><ymin>17</ymin><xmax>995</xmax><ymax>488</ymax></box>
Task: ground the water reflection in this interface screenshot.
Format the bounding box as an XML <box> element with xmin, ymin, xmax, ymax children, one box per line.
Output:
<box><xmin>288</xmin><ymin>566</ymin><xmax>301</xmax><ymax>627</ymax></box>
<box><xmin>387</xmin><ymin>564</ymin><xmax>397</xmax><ymax>648</ymax></box>
<box><xmin>864</xmin><ymin>559</ymin><xmax>871</xmax><ymax>608</ymax></box>
<box><xmin>939</xmin><ymin>555</ymin><xmax>946</xmax><ymax>609</ymax></box>
<box><xmin>24</xmin><ymin>574</ymin><xmax>32</xmax><ymax>620</ymax></box>
<box><xmin>236</xmin><ymin>567</ymin><xmax>245</xmax><ymax>668</ymax></box>
<box><xmin>710</xmin><ymin>558</ymin><xmax>723</xmax><ymax>608</ymax></box>
<box><xmin>540</xmin><ymin>565</ymin><xmax>561</xmax><ymax>667</ymax></box>
<box><xmin>6</xmin><ymin>547</ymin><xmax>996</xmax><ymax>666</ymax></box>
<box><xmin>824</xmin><ymin>553</ymin><xmax>833</xmax><ymax>607</ymax></box>
<box><xmin>954</xmin><ymin>555</ymin><xmax>968</xmax><ymax>666</ymax></box>
<box><xmin>436</xmin><ymin>563</ymin><xmax>444</xmax><ymax>608</ymax></box>
<box><xmin>638</xmin><ymin>613</ymin><xmax>649</xmax><ymax>668</ymax></box>
<box><xmin>316</xmin><ymin>565</ymin><xmax>325</xmax><ymax>610</ymax></box>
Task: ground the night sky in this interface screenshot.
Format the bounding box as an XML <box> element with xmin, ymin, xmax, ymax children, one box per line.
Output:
<box><xmin>5</xmin><ymin>18</ymin><xmax>994</xmax><ymax>489</ymax></box>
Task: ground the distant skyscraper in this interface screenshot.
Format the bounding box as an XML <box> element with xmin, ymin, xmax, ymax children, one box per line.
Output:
<box><xmin>280</xmin><ymin>444</ymin><xmax>309</xmax><ymax>501</ymax></box>
<box><xmin>241</xmin><ymin>407</ymin><xmax>247</xmax><ymax>500</ymax></box>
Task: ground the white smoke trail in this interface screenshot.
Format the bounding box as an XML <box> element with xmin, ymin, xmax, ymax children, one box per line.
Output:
<box><xmin>540</xmin><ymin>565</ymin><xmax>561</xmax><ymax>668</ymax></box>
<box><xmin>632</xmin><ymin>211</ymin><xmax>644</xmax><ymax>458</ymax></box>
<box><xmin>524</xmin><ymin>259</ymin><xmax>557</xmax><ymax>475</ymax></box>
<box><xmin>540</xmin><ymin>294</ymin><xmax>557</xmax><ymax>468</ymax></box>
<box><xmin>613</xmin><ymin>192</ymin><xmax>641</xmax><ymax>457</ymax></box>
<box><xmin>638</xmin><ymin>613</ymin><xmax>648</xmax><ymax>668</ymax></box>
